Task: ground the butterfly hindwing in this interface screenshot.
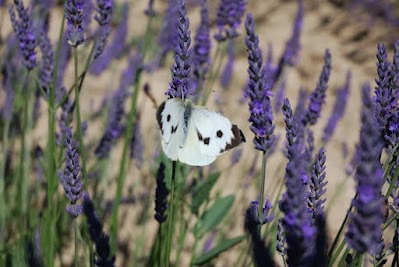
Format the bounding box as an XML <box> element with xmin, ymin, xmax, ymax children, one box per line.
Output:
<box><xmin>156</xmin><ymin>98</ymin><xmax>185</xmax><ymax>161</ymax></box>
<box><xmin>190</xmin><ymin>105</ymin><xmax>245</xmax><ymax>157</ymax></box>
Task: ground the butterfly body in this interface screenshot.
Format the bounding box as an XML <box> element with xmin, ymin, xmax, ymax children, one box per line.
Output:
<box><xmin>156</xmin><ymin>98</ymin><xmax>245</xmax><ymax>166</ymax></box>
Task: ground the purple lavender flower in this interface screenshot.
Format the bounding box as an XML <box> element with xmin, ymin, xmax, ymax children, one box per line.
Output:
<box><xmin>130</xmin><ymin>118</ymin><xmax>144</xmax><ymax>169</ymax></box>
<box><xmin>154</xmin><ymin>162</ymin><xmax>168</xmax><ymax>223</ymax></box>
<box><xmin>214</xmin><ymin>0</ymin><xmax>246</xmax><ymax>42</ymax></box>
<box><xmin>345</xmin><ymin>83</ymin><xmax>384</xmax><ymax>255</ymax></box>
<box><xmin>303</xmin><ymin>49</ymin><xmax>332</xmax><ymax>126</ymax></box>
<box><xmin>322</xmin><ymin>70</ymin><xmax>351</xmax><ymax>143</ymax></box>
<box><xmin>245</xmin><ymin>14</ymin><xmax>276</xmax><ymax>153</ymax></box>
<box><xmin>65</xmin><ymin>0</ymin><xmax>85</xmax><ymax>47</ymax></box>
<box><xmin>220</xmin><ymin>40</ymin><xmax>235</xmax><ymax>89</ymax></box>
<box><xmin>0</xmin><ymin>0</ymin><xmax>5</xmax><ymax>6</ymax></box>
<box><xmin>95</xmin><ymin>88</ymin><xmax>127</xmax><ymax>159</ymax></box>
<box><xmin>9</xmin><ymin>0</ymin><xmax>37</xmax><ymax>70</ymax></box>
<box><xmin>57</xmin><ymin>94</ymin><xmax>73</xmax><ymax>146</ymax></box>
<box><xmin>307</xmin><ymin>148</ymin><xmax>327</xmax><ymax>218</ymax></box>
<box><xmin>230</xmin><ymin>148</ymin><xmax>242</xmax><ymax>166</ymax></box>
<box><xmin>280</xmin><ymin>98</ymin><xmax>316</xmax><ymax>266</ymax></box>
<box><xmin>94</xmin><ymin>0</ymin><xmax>113</xmax><ymax>26</ymax></box>
<box><xmin>158</xmin><ymin>0</ymin><xmax>178</xmax><ymax>66</ymax></box>
<box><xmin>191</xmin><ymin>0</ymin><xmax>211</xmax><ymax>94</ymax></box>
<box><xmin>374</xmin><ymin>43</ymin><xmax>399</xmax><ymax>148</ymax></box>
<box><xmin>165</xmin><ymin>0</ymin><xmax>192</xmax><ymax>99</ymax></box>
<box><xmin>244</xmin><ymin>200</ymin><xmax>275</xmax><ymax>267</ymax></box>
<box><xmin>56</xmin><ymin>33</ymin><xmax>72</xmax><ymax>92</ymax></box>
<box><xmin>83</xmin><ymin>191</ymin><xmax>116</xmax><ymax>266</ymax></box>
<box><xmin>62</xmin><ymin>127</ymin><xmax>83</xmax><ymax>218</ymax></box>
<box><xmin>92</xmin><ymin>26</ymin><xmax>111</xmax><ymax>60</ymax></box>
<box><xmin>276</xmin><ymin>219</ymin><xmax>286</xmax><ymax>256</ymax></box>
<box><xmin>294</xmin><ymin>87</ymin><xmax>308</xmax><ymax>122</ymax></box>
<box><xmin>38</xmin><ymin>32</ymin><xmax>54</xmax><ymax>93</ymax></box>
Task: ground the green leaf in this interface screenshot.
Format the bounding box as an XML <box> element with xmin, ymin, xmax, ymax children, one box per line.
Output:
<box><xmin>191</xmin><ymin>172</ymin><xmax>220</xmax><ymax>215</ymax></box>
<box><xmin>193</xmin><ymin>195</ymin><xmax>234</xmax><ymax>236</ymax></box>
<box><xmin>192</xmin><ymin>236</ymin><xmax>245</xmax><ymax>265</ymax></box>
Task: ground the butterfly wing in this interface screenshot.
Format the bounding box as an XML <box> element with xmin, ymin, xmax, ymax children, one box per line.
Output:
<box><xmin>178</xmin><ymin>105</ymin><xmax>245</xmax><ymax>166</ymax></box>
<box><xmin>156</xmin><ymin>98</ymin><xmax>185</xmax><ymax>161</ymax></box>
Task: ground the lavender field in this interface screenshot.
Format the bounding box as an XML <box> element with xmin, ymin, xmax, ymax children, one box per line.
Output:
<box><xmin>1</xmin><ymin>0</ymin><xmax>399</xmax><ymax>266</ymax></box>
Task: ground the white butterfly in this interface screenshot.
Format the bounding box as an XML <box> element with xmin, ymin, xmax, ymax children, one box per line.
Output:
<box><xmin>156</xmin><ymin>98</ymin><xmax>246</xmax><ymax>166</ymax></box>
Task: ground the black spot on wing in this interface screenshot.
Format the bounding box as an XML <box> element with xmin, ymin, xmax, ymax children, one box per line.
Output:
<box><xmin>171</xmin><ymin>125</ymin><xmax>178</xmax><ymax>134</ymax></box>
<box><xmin>167</xmin><ymin>114</ymin><xmax>171</xmax><ymax>122</ymax></box>
<box><xmin>219</xmin><ymin>124</ymin><xmax>245</xmax><ymax>153</ymax></box>
<box><xmin>216</xmin><ymin>130</ymin><xmax>223</xmax><ymax>138</ymax></box>
<box><xmin>197</xmin><ymin>131</ymin><xmax>203</xmax><ymax>141</ymax></box>
<box><xmin>204</xmin><ymin>137</ymin><xmax>210</xmax><ymax>145</ymax></box>
<box><xmin>156</xmin><ymin>101</ymin><xmax>166</xmax><ymax>130</ymax></box>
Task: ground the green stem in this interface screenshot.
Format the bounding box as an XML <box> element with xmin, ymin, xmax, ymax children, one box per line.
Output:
<box><xmin>165</xmin><ymin>161</ymin><xmax>177</xmax><ymax>267</ymax></box>
<box><xmin>74</xmin><ymin>219</ymin><xmax>79</xmax><ymax>267</ymax></box>
<box><xmin>328</xmin><ymin>239</ymin><xmax>346</xmax><ymax>267</ymax></box>
<box><xmin>258</xmin><ymin>151</ymin><xmax>267</xmax><ymax>234</ymax></box>
<box><xmin>73</xmin><ymin>47</ymin><xmax>88</xmax><ymax>187</ymax></box>
<box><xmin>0</xmin><ymin>119</ymin><xmax>10</xmax><ymax>247</ymax></box>
<box><xmin>336</xmin><ymin>248</ymin><xmax>349</xmax><ymax>267</ymax></box>
<box><xmin>110</xmin><ymin>68</ymin><xmax>142</xmax><ymax>252</ymax></box>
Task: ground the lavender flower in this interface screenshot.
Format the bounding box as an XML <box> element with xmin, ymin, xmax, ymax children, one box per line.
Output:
<box><xmin>214</xmin><ymin>0</ymin><xmax>247</xmax><ymax>42</ymax></box>
<box><xmin>220</xmin><ymin>40</ymin><xmax>235</xmax><ymax>89</ymax></box>
<box><xmin>191</xmin><ymin>0</ymin><xmax>211</xmax><ymax>94</ymax></box>
<box><xmin>95</xmin><ymin>88</ymin><xmax>127</xmax><ymax>159</ymax></box>
<box><xmin>62</xmin><ymin>127</ymin><xmax>83</xmax><ymax>218</ymax></box>
<box><xmin>245</xmin><ymin>14</ymin><xmax>276</xmax><ymax>152</ymax></box>
<box><xmin>302</xmin><ymin>49</ymin><xmax>332</xmax><ymax>126</ymax></box>
<box><xmin>92</xmin><ymin>26</ymin><xmax>111</xmax><ymax>61</ymax></box>
<box><xmin>56</xmin><ymin>33</ymin><xmax>72</xmax><ymax>92</ymax></box>
<box><xmin>38</xmin><ymin>32</ymin><xmax>54</xmax><ymax>93</ymax></box>
<box><xmin>374</xmin><ymin>43</ymin><xmax>399</xmax><ymax>148</ymax></box>
<box><xmin>307</xmin><ymin>148</ymin><xmax>327</xmax><ymax>218</ymax></box>
<box><xmin>276</xmin><ymin>219</ymin><xmax>286</xmax><ymax>256</ymax></box>
<box><xmin>83</xmin><ymin>191</ymin><xmax>116</xmax><ymax>267</ymax></box>
<box><xmin>230</xmin><ymin>148</ymin><xmax>243</xmax><ymax>166</ymax></box>
<box><xmin>57</xmin><ymin>95</ymin><xmax>73</xmax><ymax>146</ymax></box>
<box><xmin>345</xmin><ymin>83</ymin><xmax>384</xmax><ymax>255</ymax></box>
<box><xmin>94</xmin><ymin>0</ymin><xmax>113</xmax><ymax>26</ymax></box>
<box><xmin>280</xmin><ymin>98</ymin><xmax>316</xmax><ymax>266</ymax></box>
<box><xmin>130</xmin><ymin>118</ymin><xmax>144</xmax><ymax>169</ymax></box>
<box><xmin>165</xmin><ymin>0</ymin><xmax>192</xmax><ymax>99</ymax></box>
<box><xmin>244</xmin><ymin>200</ymin><xmax>274</xmax><ymax>267</ymax></box>
<box><xmin>158</xmin><ymin>0</ymin><xmax>178</xmax><ymax>66</ymax></box>
<box><xmin>9</xmin><ymin>0</ymin><xmax>37</xmax><ymax>70</ymax></box>
<box><xmin>154</xmin><ymin>162</ymin><xmax>168</xmax><ymax>223</ymax></box>
<box><xmin>65</xmin><ymin>0</ymin><xmax>85</xmax><ymax>47</ymax></box>
<box><xmin>322</xmin><ymin>70</ymin><xmax>351</xmax><ymax>143</ymax></box>
<box><xmin>294</xmin><ymin>87</ymin><xmax>308</xmax><ymax>122</ymax></box>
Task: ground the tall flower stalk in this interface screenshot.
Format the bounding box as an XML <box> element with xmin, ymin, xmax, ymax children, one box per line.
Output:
<box><xmin>245</xmin><ymin>13</ymin><xmax>276</xmax><ymax>233</ymax></box>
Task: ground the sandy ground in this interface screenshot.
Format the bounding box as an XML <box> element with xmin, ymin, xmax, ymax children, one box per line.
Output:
<box><xmin>2</xmin><ymin>0</ymin><xmax>399</xmax><ymax>266</ymax></box>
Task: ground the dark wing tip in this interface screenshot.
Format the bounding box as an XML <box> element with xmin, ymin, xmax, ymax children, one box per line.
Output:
<box><xmin>220</xmin><ymin>125</ymin><xmax>245</xmax><ymax>153</ymax></box>
<box><xmin>156</xmin><ymin>101</ymin><xmax>166</xmax><ymax>129</ymax></box>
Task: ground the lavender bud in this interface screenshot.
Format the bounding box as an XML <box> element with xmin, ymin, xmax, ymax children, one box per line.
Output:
<box><xmin>65</xmin><ymin>0</ymin><xmax>85</xmax><ymax>47</ymax></box>
<box><xmin>154</xmin><ymin>162</ymin><xmax>168</xmax><ymax>223</ymax></box>
<box><xmin>94</xmin><ymin>0</ymin><xmax>113</xmax><ymax>26</ymax></box>
<box><xmin>307</xmin><ymin>148</ymin><xmax>327</xmax><ymax>218</ymax></box>
<box><xmin>62</xmin><ymin>127</ymin><xmax>83</xmax><ymax>218</ymax></box>
<box><xmin>157</xmin><ymin>0</ymin><xmax>178</xmax><ymax>66</ymax></box>
<box><xmin>276</xmin><ymin>219</ymin><xmax>286</xmax><ymax>256</ymax></box>
<box><xmin>38</xmin><ymin>32</ymin><xmax>54</xmax><ymax>93</ymax></box>
<box><xmin>130</xmin><ymin>119</ymin><xmax>144</xmax><ymax>169</ymax></box>
<box><xmin>214</xmin><ymin>0</ymin><xmax>247</xmax><ymax>42</ymax></box>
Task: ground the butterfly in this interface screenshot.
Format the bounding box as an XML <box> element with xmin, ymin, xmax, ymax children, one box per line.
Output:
<box><xmin>156</xmin><ymin>98</ymin><xmax>246</xmax><ymax>166</ymax></box>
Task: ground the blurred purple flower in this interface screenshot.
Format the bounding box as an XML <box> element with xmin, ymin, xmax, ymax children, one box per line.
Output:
<box><xmin>165</xmin><ymin>0</ymin><xmax>192</xmax><ymax>99</ymax></box>
<box><xmin>62</xmin><ymin>127</ymin><xmax>83</xmax><ymax>218</ymax></box>
<box><xmin>345</xmin><ymin>83</ymin><xmax>384</xmax><ymax>255</ymax></box>
<box><xmin>220</xmin><ymin>40</ymin><xmax>235</xmax><ymax>89</ymax></box>
<box><xmin>0</xmin><ymin>0</ymin><xmax>5</xmax><ymax>6</ymax></box>
<box><xmin>154</xmin><ymin>162</ymin><xmax>168</xmax><ymax>223</ymax></box>
<box><xmin>95</xmin><ymin>88</ymin><xmax>127</xmax><ymax>159</ymax></box>
<box><xmin>303</xmin><ymin>49</ymin><xmax>332</xmax><ymax>126</ymax></box>
<box><xmin>230</xmin><ymin>147</ymin><xmax>243</xmax><ymax>166</ymax></box>
<box><xmin>57</xmin><ymin>95</ymin><xmax>73</xmax><ymax>146</ymax></box>
<box><xmin>56</xmin><ymin>33</ymin><xmax>72</xmax><ymax>92</ymax></box>
<box><xmin>322</xmin><ymin>70</ymin><xmax>351</xmax><ymax>143</ymax></box>
<box><xmin>244</xmin><ymin>200</ymin><xmax>275</xmax><ymax>267</ymax></box>
<box><xmin>214</xmin><ymin>0</ymin><xmax>246</xmax><ymax>42</ymax></box>
<box><xmin>9</xmin><ymin>0</ymin><xmax>38</xmax><ymax>70</ymax></box>
<box><xmin>280</xmin><ymin>98</ymin><xmax>316</xmax><ymax>266</ymax></box>
<box><xmin>274</xmin><ymin>80</ymin><xmax>286</xmax><ymax>113</ymax></box>
<box><xmin>83</xmin><ymin>191</ymin><xmax>116</xmax><ymax>266</ymax></box>
<box><xmin>90</xmin><ymin>2</ymin><xmax>128</xmax><ymax>75</ymax></box>
<box><xmin>92</xmin><ymin>26</ymin><xmax>111</xmax><ymax>61</ymax></box>
<box><xmin>65</xmin><ymin>0</ymin><xmax>85</xmax><ymax>47</ymax></box>
<box><xmin>95</xmin><ymin>0</ymin><xmax>113</xmax><ymax>26</ymax></box>
<box><xmin>307</xmin><ymin>148</ymin><xmax>327</xmax><ymax>218</ymax></box>
<box><xmin>38</xmin><ymin>32</ymin><xmax>54</xmax><ymax>93</ymax></box>
<box><xmin>245</xmin><ymin>14</ymin><xmax>276</xmax><ymax>153</ymax></box>
<box><xmin>374</xmin><ymin>42</ymin><xmax>399</xmax><ymax>148</ymax></box>
<box><xmin>191</xmin><ymin>0</ymin><xmax>211</xmax><ymax>94</ymax></box>
<box><xmin>294</xmin><ymin>87</ymin><xmax>307</xmax><ymax>122</ymax></box>
<box><xmin>158</xmin><ymin>0</ymin><xmax>178</xmax><ymax>66</ymax></box>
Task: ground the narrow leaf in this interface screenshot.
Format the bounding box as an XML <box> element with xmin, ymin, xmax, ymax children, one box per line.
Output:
<box><xmin>191</xmin><ymin>172</ymin><xmax>220</xmax><ymax>214</ymax></box>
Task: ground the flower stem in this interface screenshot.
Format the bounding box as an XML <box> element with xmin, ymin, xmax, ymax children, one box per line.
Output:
<box><xmin>258</xmin><ymin>151</ymin><xmax>267</xmax><ymax>234</ymax></box>
<box><xmin>74</xmin><ymin>219</ymin><xmax>79</xmax><ymax>267</ymax></box>
<box><xmin>110</xmin><ymin>66</ymin><xmax>142</xmax><ymax>252</ymax></box>
<box><xmin>165</xmin><ymin>161</ymin><xmax>177</xmax><ymax>267</ymax></box>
